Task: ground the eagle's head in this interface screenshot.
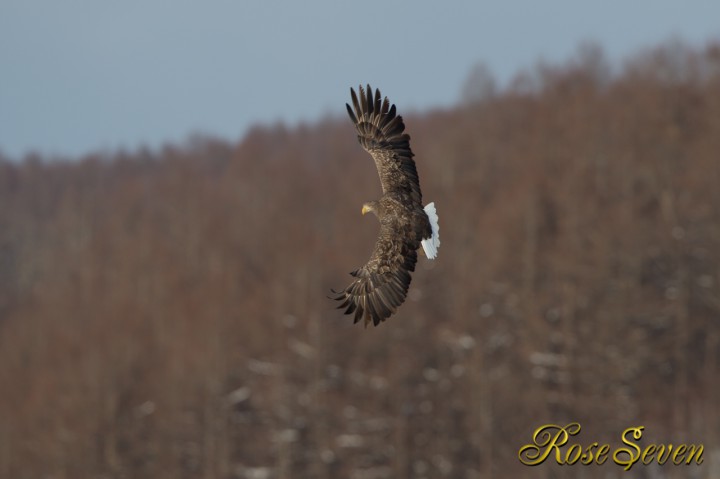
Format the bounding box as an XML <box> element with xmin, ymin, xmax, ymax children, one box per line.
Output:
<box><xmin>361</xmin><ymin>201</ymin><xmax>379</xmax><ymax>216</ymax></box>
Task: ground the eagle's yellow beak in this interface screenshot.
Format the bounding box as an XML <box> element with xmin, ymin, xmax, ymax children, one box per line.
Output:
<box><xmin>361</xmin><ymin>204</ymin><xmax>372</xmax><ymax>215</ymax></box>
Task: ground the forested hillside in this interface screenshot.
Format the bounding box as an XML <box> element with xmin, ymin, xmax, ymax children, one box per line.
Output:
<box><xmin>1</xmin><ymin>41</ymin><xmax>720</xmax><ymax>478</ymax></box>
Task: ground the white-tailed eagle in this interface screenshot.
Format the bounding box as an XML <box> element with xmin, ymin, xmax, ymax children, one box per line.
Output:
<box><xmin>331</xmin><ymin>85</ymin><xmax>440</xmax><ymax>327</ymax></box>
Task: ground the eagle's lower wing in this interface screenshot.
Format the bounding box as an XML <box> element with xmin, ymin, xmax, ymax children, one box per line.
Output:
<box><xmin>346</xmin><ymin>85</ymin><xmax>423</xmax><ymax>205</ymax></box>
<box><xmin>331</xmin><ymin>222</ymin><xmax>418</xmax><ymax>327</ymax></box>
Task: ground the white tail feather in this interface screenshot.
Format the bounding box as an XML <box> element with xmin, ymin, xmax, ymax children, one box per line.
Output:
<box><xmin>421</xmin><ymin>202</ymin><xmax>440</xmax><ymax>259</ymax></box>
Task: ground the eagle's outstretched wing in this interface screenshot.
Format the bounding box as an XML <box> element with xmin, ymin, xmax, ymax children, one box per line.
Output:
<box><xmin>346</xmin><ymin>85</ymin><xmax>423</xmax><ymax>206</ymax></box>
<box><xmin>331</xmin><ymin>219</ymin><xmax>418</xmax><ymax>327</ymax></box>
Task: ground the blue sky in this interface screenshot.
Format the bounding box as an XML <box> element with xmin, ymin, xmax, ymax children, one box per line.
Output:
<box><xmin>1</xmin><ymin>0</ymin><xmax>719</xmax><ymax>159</ymax></box>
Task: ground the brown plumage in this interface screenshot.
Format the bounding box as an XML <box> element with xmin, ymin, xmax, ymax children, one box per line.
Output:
<box><xmin>331</xmin><ymin>85</ymin><xmax>440</xmax><ymax>327</ymax></box>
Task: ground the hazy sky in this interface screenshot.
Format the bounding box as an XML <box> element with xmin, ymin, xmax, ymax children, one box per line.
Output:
<box><xmin>1</xmin><ymin>1</ymin><xmax>719</xmax><ymax>159</ymax></box>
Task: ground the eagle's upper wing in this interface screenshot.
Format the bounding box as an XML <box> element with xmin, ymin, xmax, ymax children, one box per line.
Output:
<box><xmin>331</xmin><ymin>219</ymin><xmax>418</xmax><ymax>327</ymax></box>
<box><xmin>346</xmin><ymin>85</ymin><xmax>423</xmax><ymax>205</ymax></box>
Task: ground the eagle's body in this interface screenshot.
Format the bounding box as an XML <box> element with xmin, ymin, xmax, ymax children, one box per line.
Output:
<box><xmin>332</xmin><ymin>85</ymin><xmax>440</xmax><ymax>327</ymax></box>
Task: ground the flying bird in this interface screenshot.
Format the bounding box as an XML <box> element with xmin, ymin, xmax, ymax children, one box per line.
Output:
<box><xmin>331</xmin><ymin>85</ymin><xmax>440</xmax><ymax>327</ymax></box>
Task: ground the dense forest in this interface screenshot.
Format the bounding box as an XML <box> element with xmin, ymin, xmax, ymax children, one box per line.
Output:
<box><xmin>1</xmin><ymin>41</ymin><xmax>720</xmax><ymax>479</ymax></box>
